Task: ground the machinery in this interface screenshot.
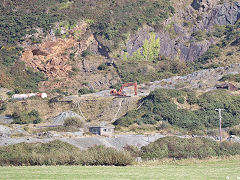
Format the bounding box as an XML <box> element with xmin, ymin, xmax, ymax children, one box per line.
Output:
<box><xmin>110</xmin><ymin>82</ymin><xmax>137</xmax><ymax>96</ymax></box>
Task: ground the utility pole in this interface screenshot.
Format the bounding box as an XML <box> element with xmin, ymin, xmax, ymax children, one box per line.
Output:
<box><xmin>215</xmin><ymin>108</ymin><xmax>225</xmax><ymax>145</ymax></box>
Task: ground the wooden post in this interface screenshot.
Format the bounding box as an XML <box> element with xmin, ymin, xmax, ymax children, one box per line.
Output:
<box><xmin>215</xmin><ymin>108</ymin><xmax>224</xmax><ymax>145</ymax></box>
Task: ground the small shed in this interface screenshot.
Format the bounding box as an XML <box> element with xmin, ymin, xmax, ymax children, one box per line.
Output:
<box><xmin>89</xmin><ymin>124</ymin><xmax>115</xmax><ymax>136</ymax></box>
<box><xmin>216</xmin><ymin>83</ymin><xmax>238</xmax><ymax>91</ymax></box>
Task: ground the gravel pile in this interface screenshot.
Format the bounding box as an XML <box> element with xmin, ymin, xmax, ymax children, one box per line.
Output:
<box><xmin>0</xmin><ymin>116</ymin><xmax>13</xmax><ymax>124</ymax></box>
<box><xmin>0</xmin><ymin>137</ymin><xmax>54</xmax><ymax>146</ymax></box>
<box><xmin>60</xmin><ymin>134</ymin><xmax>166</xmax><ymax>150</ymax></box>
<box><xmin>0</xmin><ymin>125</ymin><xmax>11</xmax><ymax>137</ymax></box>
<box><xmin>52</xmin><ymin>111</ymin><xmax>84</xmax><ymax>126</ymax></box>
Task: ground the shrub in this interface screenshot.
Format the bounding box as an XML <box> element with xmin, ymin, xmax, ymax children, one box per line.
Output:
<box><xmin>69</xmin><ymin>52</ymin><xmax>75</xmax><ymax>60</ymax></box>
<box><xmin>63</xmin><ymin>117</ymin><xmax>84</xmax><ymax>128</ymax></box>
<box><xmin>97</xmin><ymin>63</ymin><xmax>108</xmax><ymax>70</ymax></box>
<box><xmin>157</xmin><ymin>121</ymin><xmax>171</xmax><ymax>130</ymax></box>
<box><xmin>78</xmin><ymin>146</ymin><xmax>134</xmax><ymax>166</ymax></box>
<box><xmin>11</xmin><ymin>109</ymin><xmax>42</xmax><ymax>124</ymax></box>
<box><xmin>0</xmin><ymin>140</ymin><xmax>79</xmax><ymax>166</ymax></box>
<box><xmin>0</xmin><ymin>142</ymin><xmax>134</xmax><ymax>166</ymax></box>
<box><xmin>191</xmin><ymin>30</ymin><xmax>206</xmax><ymax>41</ymax></box>
<box><xmin>198</xmin><ymin>45</ymin><xmax>221</xmax><ymax>63</ymax></box>
<box><xmin>113</xmin><ymin>110</ymin><xmax>138</xmax><ymax>127</ymax></box>
<box><xmin>78</xmin><ymin>88</ymin><xmax>95</xmax><ymax>95</ymax></box>
<box><xmin>219</xmin><ymin>74</ymin><xmax>240</xmax><ymax>83</ymax></box>
<box><xmin>177</xmin><ymin>97</ymin><xmax>185</xmax><ymax>104</ymax></box>
<box><xmin>183</xmin><ymin>21</ymin><xmax>191</xmax><ymax>27</ymax></box>
<box><xmin>0</xmin><ymin>103</ymin><xmax>7</xmax><ymax>114</ymax></box>
<box><xmin>110</xmin><ymin>83</ymin><xmax>122</xmax><ymax>91</ymax></box>
<box><xmin>212</xmin><ymin>25</ymin><xmax>227</xmax><ymax>38</ymax></box>
<box><xmin>186</xmin><ymin>92</ymin><xmax>198</xmax><ymax>105</ymax></box>
<box><xmin>141</xmin><ymin>136</ymin><xmax>240</xmax><ymax>160</ymax></box>
<box><xmin>124</xmin><ymin>145</ymin><xmax>141</xmax><ymax>158</ymax></box>
<box><xmin>81</xmin><ymin>50</ymin><xmax>93</xmax><ymax>57</ymax></box>
<box><xmin>228</xmin><ymin>125</ymin><xmax>240</xmax><ymax>136</ymax></box>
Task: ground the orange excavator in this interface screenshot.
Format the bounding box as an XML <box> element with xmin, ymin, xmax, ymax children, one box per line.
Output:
<box><xmin>110</xmin><ymin>82</ymin><xmax>137</xmax><ymax>96</ymax></box>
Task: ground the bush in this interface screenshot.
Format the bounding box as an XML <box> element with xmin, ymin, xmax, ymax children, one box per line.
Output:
<box><xmin>0</xmin><ymin>141</ymin><xmax>134</xmax><ymax>166</ymax></box>
<box><xmin>157</xmin><ymin>121</ymin><xmax>171</xmax><ymax>130</ymax></box>
<box><xmin>124</xmin><ymin>145</ymin><xmax>141</xmax><ymax>158</ymax></box>
<box><xmin>220</xmin><ymin>74</ymin><xmax>240</xmax><ymax>83</ymax></box>
<box><xmin>63</xmin><ymin>117</ymin><xmax>84</xmax><ymax>128</ymax></box>
<box><xmin>113</xmin><ymin>110</ymin><xmax>138</xmax><ymax>127</ymax></box>
<box><xmin>177</xmin><ymin>97</ymin><xmax>185</xmax><ymax>104</ymax></box>
<box><xmin>228</xmin><ymin>125</ymin><xmax>240</xmax><ymax>136</ymax></box>
<box><xmin>69</xmin><ymin>52</ymin><xmax>75</xmax><ymax>60</ymax></box>
<box><xmin>0</xmin><ymin>103</ymin><xmax>7</xmax><ymax>114</ymax></box>
<box><xmin>97</xmin><ymin>63</ymin><xmax>108</xmax><ymax>70</ymax></box>
<box><xmin>11</xmin><ymin>109</ymin><xmax>42</xmax><ymax>124</ymax></box>
<box><xmin>141</xmin><ymin>136</ymin><xmax>240</xmax><ymax>160</ymax></box>
<box><xmin>0</xmin><ymin>140</ymin><xmax>79</xmax><ymax>166</ymax></box>
<box><xmin>110</xmin><ymin>83</ymin><xmax>122</xmax><ymax>91</ymax></box>
<box><xmin>198</xmin><ymin>45</ymin><xmax>221</xmax><ymax>63</ymax></box>
<box><xmin>78</xmin><ymin>146</ymin><xmax>134</xmax><ymax>166</ymax></box>
<box><xmin>191</xmin><ymin>30</ymin><xmax>206</xmax><ymax>41</ymax></box>
<box><xmin>81</xmin><ymin>50</ymin><xmax>93</xmax><ymax>57</ymax></box>
<box><xmin>186</xmin><ymin>92</ymin><xmax>198</xmax><ymax>105</ymax></box>
<box><xmin>78</xmin><ymin>88</ymin><xmax>95</xmax><ymax>95</ymax></box>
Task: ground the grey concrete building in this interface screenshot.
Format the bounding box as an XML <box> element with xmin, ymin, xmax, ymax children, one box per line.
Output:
<box><xmin>89</xmin><ymin>124</ymin><xmax>115</xmax><ymax>136</ymax></box>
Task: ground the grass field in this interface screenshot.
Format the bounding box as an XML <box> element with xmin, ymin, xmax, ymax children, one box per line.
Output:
<box><xmin>0</xmin><ymin>159</ymin><xmax>240</xmax><ymax>180</ymax></box>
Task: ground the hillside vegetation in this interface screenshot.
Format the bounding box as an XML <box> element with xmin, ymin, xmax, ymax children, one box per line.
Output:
<box><xmin>0</xmin><ymin>0</ymin><xmax>239</xmax><ymax>137</ymax></box>
<box><xmin>0</xmin><ymin>0</ymin><xmax>175</xmax><ymax>92</ymax></box>
<box><xmin>0</xmin><ymin>0</ymin><xmax>239</xmax><ymax>92</ymax></box>
<box><xmin>114</xmin><ymin>89</ymin><xmax>240</xmax><ymax>132</ymax></box>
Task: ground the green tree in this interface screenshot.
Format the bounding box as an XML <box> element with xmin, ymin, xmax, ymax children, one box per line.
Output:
<box><xmin>142</xmin><ymin>32</ymin><xmax>160</xmax><ymax>61</ymax></box>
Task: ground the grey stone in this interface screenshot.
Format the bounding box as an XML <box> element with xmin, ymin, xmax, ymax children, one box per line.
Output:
<box><xmin>0</xmin><ymin>125</ymin><xmax>11</xmax><ymax>137</ymax></box>
<box><xmin>52</xmin><ymin>111</ymin><xmax>84</xmax><ymax>126</ymax></box>
<box><xmin>203</xmin><ymin>2</ymin><xmax>240</xmax><ymax>29</ymax></box>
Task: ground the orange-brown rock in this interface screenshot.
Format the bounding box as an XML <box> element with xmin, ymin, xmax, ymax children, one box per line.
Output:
<box><xmin>20</xmin><ymin>21</ymin><xmax>94</xmax><ymax>79</ymax></box>
<box><xmin>21</xmin><ymin>38</ymin><xmax>77</xmax><ymax>78</ymax></box>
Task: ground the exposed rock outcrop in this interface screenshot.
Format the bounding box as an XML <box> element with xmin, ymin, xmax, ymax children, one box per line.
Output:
<box><xmin>124</xmin><ymin>1</ymin><xmax>240</xmax><ymax>62</ymax></box>
<box><xmin>191</xmin><ymin>0</ymin><xmax>220</xmax><ymax>11</ymax></box>
<box><xmin>21</xmin><ymin>22</ymin><xmax>96</xmax><ymax>79</ymax></box>
<box><xmin>21</xmin><ymin>38</ymin><xmax>74</xmax><ymax>78</ymax></box>
<box><xmin>202</xmin><ymin>2</ymin><xmax>240</xmax><ymax>29</ymax></box>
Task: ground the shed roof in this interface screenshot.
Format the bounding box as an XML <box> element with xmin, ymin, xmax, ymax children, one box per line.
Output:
<box><xmin>89</xmin><ymin>124</ymin><xmax>115</xmax><ymax>129</ymax></box>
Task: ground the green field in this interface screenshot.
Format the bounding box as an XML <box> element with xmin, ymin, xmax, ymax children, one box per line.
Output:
<box><xmin>0</xmin><ymin>159</ymin><xmax>239</xmax><ymax>180</ymax></box>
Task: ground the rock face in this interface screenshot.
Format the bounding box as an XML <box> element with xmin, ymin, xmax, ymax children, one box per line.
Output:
<box><xmin>202</xmin><ymin>2</ymin><xmax>240</xmax><ymax>29</ymax></box>
<box><xmin>191</xmin><ymin>0</ymin><xmax>220</xmax><ymax>11</ymax></box>
<box><xmin>21</xmin><ymin>22</ymin><xmax>95</xmax><ymax>79</ymax></box>
<box><xmin>22</xmin><ymin>39</ymin><xmax>73</xmax><ymax>78</ymax></box>
<box><xmin>124</xmin><ymin>1</ymin><xmax>240</xmax><ymax>62</ymax></box>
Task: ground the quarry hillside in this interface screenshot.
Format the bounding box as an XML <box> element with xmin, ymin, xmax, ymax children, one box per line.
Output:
<box><xmin>0</xmin><ymin>0</ymin><xmax>240</xmax><ymax>148</ymax></box>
